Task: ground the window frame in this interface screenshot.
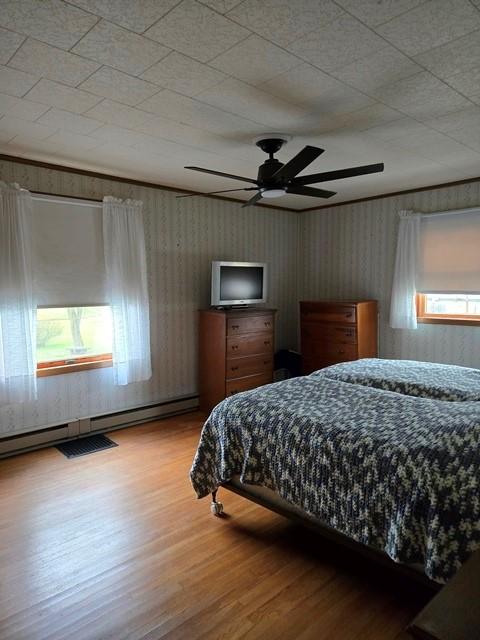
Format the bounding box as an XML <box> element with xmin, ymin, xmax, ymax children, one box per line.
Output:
<box><xmin>35</xmin><ymin>304</ymin><xmax>113</xmax><ymax>376</ymax></box>
<box><xmin>416</xmin><ymin>293</ymin><xmax>480</xmax><ymax>326</ymax></box>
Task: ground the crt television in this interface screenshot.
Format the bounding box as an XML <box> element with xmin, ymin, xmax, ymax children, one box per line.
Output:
<box><xmin>211</xmin><ymin>261</ymin><xmax>267</xmax><ymax>307</ymax></box>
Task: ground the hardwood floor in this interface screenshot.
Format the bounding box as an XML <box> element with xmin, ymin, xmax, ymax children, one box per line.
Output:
<box><xmin>0</xmin><ymin>412</ymin><xmax>432</xmax><ymax>640</ymax></box>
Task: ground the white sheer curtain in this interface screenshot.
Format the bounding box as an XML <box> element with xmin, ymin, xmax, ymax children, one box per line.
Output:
<box><xmin>389</xmin><ymin>210</ymin><xmax>421</xmax><ymax>329</ymax></box>
<box><xmin>103</xmin><ymin>196</ymin><xmax>152</xmax><ymax>385</ymax></box>
<box><xmin>0</xmin><ymin>182</ymin><xmax>37</xmax><ymax>405</ymax></box>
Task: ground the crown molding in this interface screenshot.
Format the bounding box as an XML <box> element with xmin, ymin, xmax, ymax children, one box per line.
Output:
<box><xmin>2</xmin><ymin>153</ymin><xmax>480</xmax><ymax>213</ymax></box>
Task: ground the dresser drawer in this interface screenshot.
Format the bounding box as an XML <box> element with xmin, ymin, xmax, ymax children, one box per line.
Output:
<box><xmin>227</xmin><ymin>314</ymin><xmax>274</xmax><ymax>335</ymax></box>
<box><xmin>226</xmin><ymin>372</ymin><xmax>272</xmax><ymax>397</ymax></box>
<box><xmin>227</xmin><ymin>333</ymin><xmax>273</xmax><ymax>357</ymax></box>
<box><xmin>226</xmin><ymin>354</ymin><xmax>273</xmax><ymax>380</ymax></box>
<box><xmin>301</xmin><ymin>303</ymin><xmax>356</xmax><ymax>324</ymax></box>
<box><xmin>301</xmin><ymin>323</ymin><xmax>357</xmax><ymax>344</ymax></box>
<box><xmin>302</xmin><ymin>341</ymin><xmax>357</xmax><ymax>361</ymax></box>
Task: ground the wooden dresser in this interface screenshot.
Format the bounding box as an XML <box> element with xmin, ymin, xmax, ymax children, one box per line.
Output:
<box><xmin>300</xmin><ymin>300</ymin><xmax>378</xmax><ymax>375</ymax></box>
<box><xmin>199</xmin><ymin>308</ymin><xmax>276</xmax><ymax>412</ymax></box>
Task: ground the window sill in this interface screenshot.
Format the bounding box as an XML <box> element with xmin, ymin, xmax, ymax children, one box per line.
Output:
<box><xmin>417</xmin><ymin>317</ymin><xmax>480</xmax><ymax>327</ymax></box>
<box><xmin>37</xmin><ymin>357</ymin><xmax>113</xmax><ymax>377</ymax></box>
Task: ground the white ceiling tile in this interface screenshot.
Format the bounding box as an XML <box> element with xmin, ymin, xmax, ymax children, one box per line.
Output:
<box><xmin>0</xmin><ymin>0</ymin><xmax>99</xmax><ymax>50</ymax></box>
<box><xmin>424</xmin><ymin>106</ymin><xmax>480</xmax><ymax>133</ymax></box>
<box><xmin>414</xmin><ymin>30</ymin><xmax>480</xmax><ymax>80</ymax></box>
<box><xmin>66</xmin><ymin>0</ymin><xmax>181</xmax><ymax>33</ymax></box>
<box><xmin>85</xmin><ymin>99</ymin><xmax>156</xmax><ymax>128</ymax></box>
<box><xmin>144</xmin><ymin>0</ymin><xmax>250</xmax><ymax>63</ymax></box>
<box><xmin>287</xmin><ymin>14</ymin><xmax>385</xmax><ymax>72</ymax></box>
<box><xmin>0</xmin><ymin>92</ymin><xmax>48</xmax><ymax>121</ymax></box>
<box><xmin>195</xmin><ymin>77</ymin><xmax>307</xmax><ymax>128</ymax></box>
<box><xmin>334</xmin><ymin>0</ymin><xmax>425</xmax><ymax>27</ymax></box>
<box><xmin>45</xmin><ymin>130</ymin><xmax>101</xmax><ymax>151</ymax></box>
<box><xmin>198</xmin><ymin>0</ymin><xmax>243</xmax><ymax>13</ymax></box>
<box><xmin>8</xmin><ymin>39</ymin><xmax>100</xmax><ymax>87</ymax></box>
<box><xmin>0</xmin><ymin>64</ymin><xmax>38</xmax><ymax>97</ymax></box>
<box><xmin>24</xmin><ymin>79</ymin><xmax>102</xmax><ymax>114</ymax></box>
<box><xmin>79</xmin><ymin>66</ymin><xmax>160</xmax><ymax>106</ymax></box>
<box><xmin>329</xmin><ymin>103</ymin><xmax>403</xmax><ymax>133</ymax></box>
<box><xmin>262</xmin><ymin>63</ymin><xmax>374</xmax><ymax>115</ymax></box>
<box><xmin>138</xmin><ymin>89</ymin><xmax>264</xmax><ymax>135</ymax></box>
<box><xmin>226</xmin><ymin>0</ymin><xmax>344</xmax><ymax>48</ymax></box>
<box><xmin>364</xmin><ymin>117</ymin><xmax>432</xmax><ymax>141</ymax></box>
<box><xmin>331</xmin><ymin>46</ymin><xmax>422</xmax><ymax>96</ymax></box>
<box><xmin>376</xmin><ymin>0</ymin><xmax>480</xmax><ymax>56</ymax></box>
<box><xmin>141</xmin><ymin>52</ymin><xmax>227</xmax><ymax>97</ymax></box>
<box><xmin>209</xmin><ymin>35</ymin><xmax>301</xmax><ymax>85</ymax></box>
<box><xmin>92</xmin><ymin>124</ymin><xmax>154</xmax><ymax>147</ymax></box>
<box><xmin>0</xmin><ymin>27</ymin><xmax>24</xmax><ymax>64</ymax></box>
<box><xmin>445</xmin><ymin>67</ymin><xmax>480</xmax><ymax>97</ymax></box>
<box><xmin>439</xmin><ymin>124</ymin><xmax>480</xmax><ymax>153</ymax></box>
<box><xmin>36</xmin><ymin>108</ymin><xmax>102</xmax><ymax>135</ymax></box>
<box><xmin>389</xmin><ymin>129</ymin><xmax>480</xmax><ymax>165</ymax></box>
<box><xmin>72</xmin><ymin>20</ymin><xmax>170</xmax><ymax>75</ymax></box>
<box><xmin>373</xmin><ymin>72</ymin><xmax>471</xmax><ymax>119</ymax></box>
<box><xmin>0</xmin><ymin>114</ymin><xmax>56</xmax><ymax>139</ymax></box>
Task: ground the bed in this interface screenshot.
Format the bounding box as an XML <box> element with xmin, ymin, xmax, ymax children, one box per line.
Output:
<box><xmin>190</xmin><ymin>358</ymin><xmax>480</xmax><ymax>585</ymax></box>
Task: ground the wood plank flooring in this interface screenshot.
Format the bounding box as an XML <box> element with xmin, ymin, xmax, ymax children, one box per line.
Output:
<box><xmin>0</xmin><ymin>412</ymin><xmax>432</xmax><ymax>640</ymax></box>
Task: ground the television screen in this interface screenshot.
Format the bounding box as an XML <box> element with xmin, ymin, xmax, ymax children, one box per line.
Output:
<box><xmin>211</xmin><ymin>261</ymin><xmax>267</xmax><ymax>306</ymax></box>
<box><xmin>220</xmin><ymin>266</ymin><xmax>263</xmax><ymax>301</ymax></box>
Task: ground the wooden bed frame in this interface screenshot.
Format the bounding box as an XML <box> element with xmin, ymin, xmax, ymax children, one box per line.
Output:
<box><xmin>215</xmin><ymin>482</ymin><xmax>480</xmax><ymax>639</ymax></box>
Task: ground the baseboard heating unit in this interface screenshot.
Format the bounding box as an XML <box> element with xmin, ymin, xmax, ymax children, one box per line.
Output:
<box><xmin>0</xmin><ymin>395</ymin><xmax>198</xmax><ymax>458</ymax></box>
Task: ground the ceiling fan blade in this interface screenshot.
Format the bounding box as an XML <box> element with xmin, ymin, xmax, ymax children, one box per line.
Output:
<box><xmin>185</xmin><ymin>166</ymin><xmax>258</xmax><ymax>185</ymax></box>
<box><xmin>176</xmin><ymin>188</ymin><xmax>258</xmax><ymax>199</ymax></box>
<box><xmin>271</xmin><ymin>145</ymin><xmax>324</xmax><ymax>181</ymax></box>
<box><xmin>294</xmin><ymin>162</ymin><xmax>384</xmax><ymax>186</ymax></box>
<box><xmin>241</xmin><ymin>192</ymin><xmax>263</xmax><ymax>208</ymax></box>
<box><xmin>287</xmin><ymin>185</ymin><xmax>336</xmax><ymax>199</ymax></box>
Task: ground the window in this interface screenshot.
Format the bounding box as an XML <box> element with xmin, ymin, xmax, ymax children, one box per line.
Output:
<box><xmin>417</xmin><ymin>293</ymin><xmax>480</xmax><ymax>326</ymax></box>
<box><xmin>36</xmin><ymin>306</ymin><xmax>112</xmax><ymax>376</ymax></box>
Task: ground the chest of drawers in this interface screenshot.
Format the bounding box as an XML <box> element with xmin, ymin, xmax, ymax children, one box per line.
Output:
<box><xmin>199</xmin><ymin>308</ymin><xmax>276</xmax><ymax>412</ymax></box>
<box><xmin>300</xmin><ymin>300</ymin><xmax>377</xmax><ymax>375</ymax></box>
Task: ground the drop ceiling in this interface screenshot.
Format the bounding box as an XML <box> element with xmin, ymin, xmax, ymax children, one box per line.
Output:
<box><xmin>1</xmin><ymin>0</ymin><xmax>480</xmax><ymax>210</ymax></box>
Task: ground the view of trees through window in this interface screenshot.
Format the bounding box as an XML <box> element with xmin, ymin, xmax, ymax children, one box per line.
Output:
<box><xmin>36</xmin><ymin>306</ymin><xmax>112</xmax><ymax>364</ymax></box>
<box><xmin>425</xmin><ymin>294</ymin><xmax>480</xmax><ymax>316</ymax></box>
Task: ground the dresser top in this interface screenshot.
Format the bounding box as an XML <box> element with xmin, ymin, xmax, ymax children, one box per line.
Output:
<box><xmin>300</xmin><ymin>300</ymin><xmax>377</xmax><ymax>305</ymax></box>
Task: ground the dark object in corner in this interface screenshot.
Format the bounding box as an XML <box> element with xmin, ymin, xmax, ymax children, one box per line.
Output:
<box><xmin>56</xmin><ymin>434</ymin><xmax>118</xmax><ymax>459</ymax></box>
<box><xmin>275</xmin><ymin>349</ymin><xmax>302</xmax><ymax>378</ymax></box>
<box><xmin>408</xmin><ymin>550</ymin><xmax>480</xmax><ymax>639</ymax></box>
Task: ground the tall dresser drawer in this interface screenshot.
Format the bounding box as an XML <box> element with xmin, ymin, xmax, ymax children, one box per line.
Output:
<box><xmin>227</xmin><ymin>333</ymin><xmax>273</xmax><ymax>357</ymax></box>
<box><xmin>226</xmin><ymin>372</ymin><xmax>272</xmax><ymax>396</ymax></box>
<box><xmin>301</xmin><ymin>303</ymin><xmax>356</xmax><ymax>324</ymax></box>
<box><xmin>227</xmin><ymin>314</ymin><xmax>274</xmax><ymax>335</ymax></box>
<box><xmin>226</xmin><ymin>354</ymin><xmax>273</xmax><ymax>380</ymax></box>
<box><xmin>303</xmin><ymin>341</ymin><xmax>357</xmax><ymax>361</ymax></box>
<box><xmin>301</xmin><ymin>323</ymin><xmax>356</xmax><ymax>344</ymax></box>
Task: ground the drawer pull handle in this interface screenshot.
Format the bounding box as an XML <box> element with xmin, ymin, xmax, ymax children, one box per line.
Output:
<box><xmin>263</xmin><ymin>360</ymin><xmax>269</xmax><ymax>365</ymax></box>
<box><xmin>231</xmin><ymin>324</ymin><xmax>239</xmax><ymax>329</ymax></box>
<box><xmin>231</xmin><ymin>345</ymin><xmax>238</xmax><ymax>350</ymax></box>
<box><xmin>264</xmin><ymin>321</ymin><xmax>270</xmax><ymax>326</ymax></box>
<box><xmin>231</xmin><ymin>366</ymin><xmax>239</xmax><ymax>371</ymax></box>
<box><xmin>346</xmin><ymin>313</ymin><xmax>353</xmax><ymax>318</ymax></box>
<box><xmin>264</xmin><ymin>341</ymin><xmax>270</xmax><ymax>346</ymax></box>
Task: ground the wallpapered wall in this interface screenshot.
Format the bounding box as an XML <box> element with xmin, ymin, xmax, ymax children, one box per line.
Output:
<box><xmin>300</xmin><ymin>181</ymin><xmax>480</xmax><ymax>369</ymax></box>
<box><xmin>1</xmin><ymin>157</ymin><xmax>480</xmax><ymax>436</ymax></box>
<box><xmin>0</xmin><ymin>158</ymin><xmax>300</xmax><ymax>435</ymax></box>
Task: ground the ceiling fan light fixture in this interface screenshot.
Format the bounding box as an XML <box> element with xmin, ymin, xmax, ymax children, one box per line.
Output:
<box><xmin>261</xmin><ymin>188</ymin><xmax>286</xmax><ymax>198</ymax></box>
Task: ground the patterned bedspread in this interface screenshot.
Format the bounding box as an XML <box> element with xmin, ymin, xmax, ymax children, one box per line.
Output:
<box><xmin>190</xmin><ymin>363</ymin><xmax>480</xmax><ymax>583</ymax></box>
<box><xmin>313</xmin><ymin>358</ymin><xmax>480</xmax><ymax>401</ymax></box>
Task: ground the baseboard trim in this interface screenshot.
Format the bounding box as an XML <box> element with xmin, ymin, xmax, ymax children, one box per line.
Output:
<box><xmin>0</xmin><ymin>395</ymin><xmax>199</xmax><ymax>458</ymax></box>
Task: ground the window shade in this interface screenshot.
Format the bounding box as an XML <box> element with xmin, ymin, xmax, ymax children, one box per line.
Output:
<box><xmin>417</xmin><ymin>210</ymin><xmax>480</xmax><ymax>294</ymax></box>
<box><xmin>32</xmin><ymin>195</ymin><xmax>106</xmax><ymax>306</ymax></box>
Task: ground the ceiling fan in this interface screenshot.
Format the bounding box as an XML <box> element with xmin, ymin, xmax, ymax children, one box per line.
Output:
<box><xmin>177</xmin><ymin>135</ymin><xmax>384</xmax><ymax>207</ymax></box>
